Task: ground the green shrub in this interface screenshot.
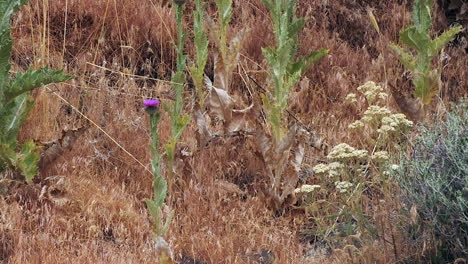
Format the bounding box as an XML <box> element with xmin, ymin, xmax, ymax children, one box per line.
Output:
<box><xmin>395</xmin><ymin>102</ymin><xmax>467</xmax><ymax>261</ymax></box>
<box><xmin>0</xmin><ymin>0</ymin><xmax>71</xmax><ymax>183</ymax></box>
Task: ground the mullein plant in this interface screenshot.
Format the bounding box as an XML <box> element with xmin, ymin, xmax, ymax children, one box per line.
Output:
<box><xmin>0</xmin><ymin>0</ymin><xmax>71</xmax><ymax>184</ymax></box>
<box><xmin>144</xmin><ymin>99</ymin><xmax>174</xmax><ymax>263</ymax></box>
<box><xmin>164</xmin><ymin>0</ymin><xmax>190</xmax><ymax>186</ymax></box>
<box><xmin>389</xmin><ymin>0</ymin><xmax>462</xmax><ymax>111</ymax></box>
<box><xmin>256</xmin><ymin>0</ymin><xmax>327</xmax><ymax>210</ymax></box>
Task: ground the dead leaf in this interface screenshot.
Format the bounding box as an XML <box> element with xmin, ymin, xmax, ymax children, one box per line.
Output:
<box><xmin>193</xmin><ymin>106</ymin><xmax>211</xmax><ymax>146</ymax></box>
<box><xmin>205</xmin><ymin>75</ymin><xmax>233</xmax><ymax>121</ymax></box>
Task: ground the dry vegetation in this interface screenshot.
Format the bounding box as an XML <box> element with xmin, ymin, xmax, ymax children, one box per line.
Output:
<box><xmin>1</xmin><ymin>0</ymin><xmax>467</xmax><ymax>263</ymax></box>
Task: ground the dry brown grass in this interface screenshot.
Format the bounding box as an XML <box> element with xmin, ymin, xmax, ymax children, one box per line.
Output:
<box><xmin>1</xmin><ymin>0</ymin><xmax>466</xmax><ymax>263</ymax></box>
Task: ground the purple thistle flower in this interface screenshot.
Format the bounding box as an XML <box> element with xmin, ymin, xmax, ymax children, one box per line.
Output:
<box><xmin>144</xmin><ymin>99</ymin><xmax>160</xmax><ymax>108</ymax></box>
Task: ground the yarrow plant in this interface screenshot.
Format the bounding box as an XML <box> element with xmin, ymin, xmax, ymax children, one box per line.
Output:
<box><xmin>0</xmin><ymin>0</ymin><xmax>72</xmax><ymax>184</ymax></box>
<box><xmin>298</xmin><ymin>81</ymin><xmax>414</xmax><ymax>248</ymax></box>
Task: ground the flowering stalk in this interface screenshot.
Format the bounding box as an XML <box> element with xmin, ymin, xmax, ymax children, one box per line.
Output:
<box><xmin>165</xmin><ymin>1</ymin><xmax>190</xmax><ymax>186</ymax></box>
<box><xmin>144</xmin><ymin>99</ymin><xmax>172</xmax><ymax>236</ymax></box>
<box><xmin>144</xmin><ymin>99</ymin><xmax>174</xmax><ymax>262</ymax></box>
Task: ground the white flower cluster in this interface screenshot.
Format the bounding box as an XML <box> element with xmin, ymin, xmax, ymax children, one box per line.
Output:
<box><xmin>327</xmin><ymin>143</ymin><xmax>368</xmax><ymax>161</ymax></box>
<box><xmin>348</xmin><ymin>120</ymin><xmax>365</xmax><ymax>129</ymax></box>
<box><xmin>313</xmin><ymin>162</ymin><xmax>344</xmax><ymax>178</ymax></box>
<box><xmin>377</xmin><ymin>113</ymin><xmax>413</xmax><ymax>135</ymax></box>
<box><xmin>371</xmin><ymin>151</ymin><xmax>389</xmax><ymax>162</ymax></box>
<box><xmin>362</xmin><ymin>105</ymin><xmax>392</xmax><ymax>123</ymax></box>
<box><xmin>345</xmin><ymin>93</ymin><xmax>358</xmax><ymax>104</ymax></box>
<box><xmin>335</xmin><ymin>181</ymin><xmax>353</xmax><ymax>193</ymax></box>
<box><xmin>357</xmin><ymin>81</ymin><xmax>388</xmax><ymax>104</ymax></box>
<box><xmin>312</xmin><ymin>163</ymin><xmax>329</xmax><ymax>174</ymax></box>
<box><xmin>294</xmin><ymin>184</ymin><xmax>321</xmax><ymax>193</ymax></box>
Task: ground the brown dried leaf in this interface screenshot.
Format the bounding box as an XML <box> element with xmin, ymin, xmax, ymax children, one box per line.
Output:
<box><xmin>205</xmin><ymin>75</ymin><xmax>233</xmax><ymax>121</ymax></box>
<box><xmin>227</xmin><ymin>104</ymin><xmax>254</xmax><ymax>133</ymax></box>
<box><xmin>277</xmin><ymin>126</ymin><xmax>297</xmax><ymax>153</ymax></box>
<box><xmin>193</xmin><ymin>107</ymin><xmax>211</xmax><ymax>146</ymax></box>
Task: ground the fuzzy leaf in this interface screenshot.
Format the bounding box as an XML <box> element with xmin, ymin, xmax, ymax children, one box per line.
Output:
<box><xmin>389</xmin><ymin>43</ymin><xmax>416</xmax><ymax>71</ymax></box>
<box><xmin>399</xmin><ymin>26</ymin><xmax>430</xmax><ymax>52</ymax></box>
<box><xmin>413</xmin><ymin>0</ymin><xmax>433</xmax><ymax>34</ymax></box>
<box><xmin>0</xmin><ymin>0</ymin><xmax>28</xmax><ymax>82</ymax></box>
<box><xmin>0</xmin><ymin>93</ymin><xmax>34</xmax><ymax>143</ymax></box>
<box><xmin>152</xmin><ymin>174</ymin><xmax>167</xmax><ymax>209</ymax></box>
<box><xmin>289</xmin><ymin>48</ymin><xmax>328</xmax><ymax>77</ymax></box>
<box><xmin>429</xmin><ymin>25</ymin><xmax>463</xmax><ymax>56</ymax></box>
<box><xmin>3</xmin><ymin>68</ymin><xmax>72</xmax><ymax>103</ymax></box>
<box><xmin>215</xmin><ymin>0</ymin><xmax>232</xmax><ymax>31</ymax></box>
<box><xmin>17</xmin><ymin>140</ymin><xmax>40</xmax><ymax>183</ymax></box>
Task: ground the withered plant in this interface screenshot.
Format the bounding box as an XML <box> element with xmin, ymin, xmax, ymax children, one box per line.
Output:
<box><xmin>256</xmin><ymin>0</ymin><xmax>327</xmax><ymax>211</ymax></box>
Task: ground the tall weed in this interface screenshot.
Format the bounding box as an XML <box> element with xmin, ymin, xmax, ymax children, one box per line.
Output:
<box><xmin>389</xmin><ymin>0</ymin><xmax>462</xmax><ymax>109</ymax></box>
<box><xmin>0</xmin><ymin>0</ymin><xmax>71</xmax><ymax>183</ymax></box>
<box><xmin>257</xmin><ymin>0</ymin><xmax>327</xmax><ymax>211</ymax></box>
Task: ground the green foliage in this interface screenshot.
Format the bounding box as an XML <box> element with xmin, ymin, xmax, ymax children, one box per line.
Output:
<box><xmin>145</xmin><ymin>109</ymin><xmax>173</xmax><ymax>237</ymax></box>
<box><xmin>395</xmin><ymin>103</ymin><xmax>467</xmax><ymax>261</ymax></box>
<box><xmin>164</xmin><ymin>3</ymin><xmax>190</xmax><ymax>179</ymax></box>
<box><xmin>214</xmin><ymin>0</ymin><xmax>232</xmax><ymax>60</ymax></box>
<box><xmin>389</xmin><ymin>0</ymin><xmax>462</xmax><ymax>105</ymax></box>
<box><xmin>0</xmin><ymin>0</ymin><xmax>71</xmax><ymax>183</ymax></box>
<box><xmin>189</xmin><ymin>0</ymin><xmax>209</xmax><ymax>108</ymax></box>
<box><xmin>261</xmin><ymin>0</ymin><xmax>327</xmax><ymax>142</ymax></box>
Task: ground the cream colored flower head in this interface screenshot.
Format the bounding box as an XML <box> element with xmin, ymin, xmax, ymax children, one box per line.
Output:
<box><xmin>371</xmin><ymin>151</ymin><xmax>389</xmax><ymax>162</ymax></box>
<box><xmin>295</xmin><ymin>184</ymin><xmax>321</xmax><ymax>193</ymax></box>
<box><xmin>335</xmin><ymin>181</ymin><xmax>353</xmax><ymax>193</ymax></box>
<box><xmin>313</xmin><ymin>163</ymin><xmax>330</xmax><ymax>174</ymax></box>
<box><xmin>327</xmin><ymin>143</ymin><xmax>368</xmax><ymax>161</ymax></box>
<box><xmin>357</xmin><ymin>81</ymin><xmax>386</xmax><ymax>104</ymax></box>
<box><xmin>345</xmin><ymin>93</ymin><xmax>358</xmax><ymax>104</ymax></box>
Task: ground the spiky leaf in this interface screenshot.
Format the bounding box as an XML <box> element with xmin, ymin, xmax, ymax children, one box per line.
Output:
<box><xmin>0</xmin><ymin>93</ymin><xmax>34</xmax><ymax>143</ymax></box>
<box><xmin>17</xmin><ymin>140</ymin><xmax>39</xmax><ymax>183</ymax></box>
<box><xmin>429</xmin><ymin>26</ymin><xmax>463</xmax><ymax>56</ymax></box>
<box><xmin>3</xmin><ymin>68</ymin><xmax>71</xmax><ymax>103</ymax></box>
<box><xmin>399</xmin><ymin>26</ymin><xmax>430</xmax><ymax>52</ymax></box>
<box><xmin>413</xmin><ymin>0</ymin><xmax>433</xmax><ymax>34</ymax></box>
<box><xmin>0</xmin><ymin>0</ymin><xmax>29</xmax><ymax>82</ymax></box>
<box><xmin>389</xmin><ymin>43</ymin><xmax>416</xmax><ymax>71</ymax></box>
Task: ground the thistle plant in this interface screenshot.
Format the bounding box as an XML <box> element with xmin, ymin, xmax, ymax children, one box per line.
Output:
<box><xmin>164</xmin><ymin>0</ymin><xmax>190</xmax><ymax>184</ymax></box>
<box><xmin>188</xmin><ymin>0</ymin><xmax>209</xmax><ymax>109</ymax></box>
<box><xmin>261</xmin><ymin>0</ymin><xmax>327</xmax><ymax>143</ymax></box>
<box><xmin>256</xmin><ymin>0</ymin><xmax>327</xmax><ymax>210</ymax></box>
<box><xmin>389</xmin><ymin>0</ymin><xmax>462</xmax><ymax>107</ymax></box>
<box><xmin>0</xmin><ymin>0</ymin><xmax>71</xmax><ymax>183</ymax></box>
<box><xmin>144</xmin><ymin>99</ymin><xmax>174</xmax><ymax>263</ymax></box>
